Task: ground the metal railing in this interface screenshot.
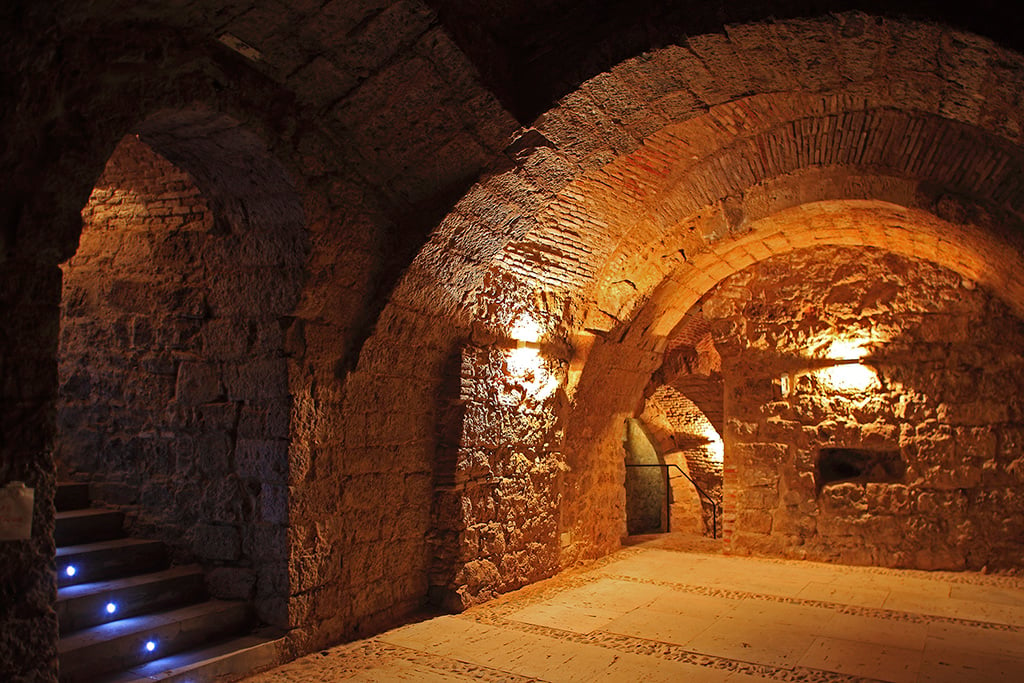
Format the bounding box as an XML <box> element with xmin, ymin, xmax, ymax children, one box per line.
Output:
<box><xmin>625</xmin><ymin>463</ymin><xmax>720</xmax><ymax>539</ymax></box>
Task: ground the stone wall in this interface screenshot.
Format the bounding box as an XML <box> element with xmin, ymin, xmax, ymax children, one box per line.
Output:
<box><xmin>704</xmin><ymin>246</ymin><xmax>1024</xmax><ymax>570</ymax></box>
<box><xmin>57</xmin><ymin>135</ymin><xmax>304</xmax><ymax>624</ymax></box>
<box><xmin>283</xmin><ymin>303</ymin><xmax>459</xmax><ymax>648</ymax></box>
<box><xmin>430</xmin><ymin>340</ymin><xmax>568</xmax><ymax>609</ymax></box>
<box><xmin>6</xmin><ymin>7</ymin><xmax>1024</xmax><ymax>681</ymax></box>
<box><xmin>559</xmin><ymin>336</ymin><xmax>663</xmax><ymax>563</ymax></box>
<box><xmin>0</xmin><ymin>259</ymin><xmax>60</xmax><ymax>681</ymax></box>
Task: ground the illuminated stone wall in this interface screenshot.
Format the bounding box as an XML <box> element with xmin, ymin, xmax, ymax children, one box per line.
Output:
<box><xmin>430</xmin><ymin>341</ymin><xmax>568</xmax><ymax>609</ymax></box>
<box><xmin>6</xmin><ymin>5</ymin><xmax>1024</xmax><ymax>679</ymax></box>
<box><xmin>57</xmin><ymin>136</ymin><xmax>303</xmax><ymax>624</ymax></box>
<box><xmin>705</xmin><ymin>246</ymin><xmax>1024</xmax><ymax>570</ymax></box>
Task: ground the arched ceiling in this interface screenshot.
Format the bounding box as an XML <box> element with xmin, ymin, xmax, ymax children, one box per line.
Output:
<box><xmin>404</xmin><ymin>14</ymin><xmax>1024</xmax><ymax>344</ymax></box>
<box><xmin>625</xmin><ymin>199</ymin><xmax>1024</xmax><ymax>351</ymax></box>
<box><xmin>424</xmin><ymin>0</ymin><xmax>1024</xmax><ymax>122</ymax></box>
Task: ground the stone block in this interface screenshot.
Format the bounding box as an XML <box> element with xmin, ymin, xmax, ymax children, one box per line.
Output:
<box><xmin>866</xmin><ymin>483</ymin><xmax>912</xmax><ymax>515</ymax></box>
<box><xmin>733</xmin><ymin>442</ymin><xmax>788</xmax><ymax>466</ymax></box>
<box><xmin>821</xmin><ymin>482</ymin><xmax>867</xmax><ymax>514</ymax></box>
<box><xmin>237</xmin><ymin>438</ymin><xmax>289</xmax><ymax>483</ymax></box>
<box><xmin>224</xmin><ymin>359</ymin><xmax>289</xmax><ymax>401</ymax></box>
<box><xmin>737</xmin><ymin>485</ymin><xmax>778</xmax><ymax>510</ymax></box>
<box><xmin>260</xmin><ymin>483</ymin><xmax>289</xmax><ymax>524</ymax></box>
<box><xmin>193</xmin><ymin>524</ymin><xmax>241</xmax><ymax>561</ymax></box>
<box><xmin>175</xmin><ymin>361</ymin><xmax>223</xmax><ymax>405</ymax></box>
<box><xmin>206</xmin><ymin>567</ymin><xmax>257</xmax><ymax>600</ymax></box>
<box><xmin>738</xmin><ymin>509</ymin><xmax>773</xmax><ymax>534</ymax></box>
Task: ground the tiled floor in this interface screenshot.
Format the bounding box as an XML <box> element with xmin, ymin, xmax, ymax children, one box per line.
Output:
<box><xmin>245</xmin><ymin>538</ymin><xmax>1024</xmax><ymax>682</ymax></box>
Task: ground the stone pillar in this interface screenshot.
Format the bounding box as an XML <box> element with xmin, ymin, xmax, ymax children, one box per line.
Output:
<box><xmin>721</xmin><ymin>374</ymin><xmax>738</xmax><ymax>553</ymax></box>
<box><xmin>0</xmin><ymin>257</ymin><xmax>62</xmax><ymax>682</ymax></box>
<box><xmin>429</xmin><ymin>341</ymin><xmax>567</xmax><ymax>610</ymax></box>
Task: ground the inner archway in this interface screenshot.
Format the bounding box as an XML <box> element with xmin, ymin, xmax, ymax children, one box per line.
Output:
<box><xmin>56</xmin><ymin>109</ymin><xmax>307</xmax><ymax>629</ymax></box>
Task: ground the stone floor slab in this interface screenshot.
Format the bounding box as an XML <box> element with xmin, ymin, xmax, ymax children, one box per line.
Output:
<box><xmin>797</xmin><ymin>635</ymin><xmax>922</xmax><ymax>682</ymax></box>
<box><xmin>244</xmin><ymin>539</ymin><xmax>1024</xmax><ymax>683</ymax></box>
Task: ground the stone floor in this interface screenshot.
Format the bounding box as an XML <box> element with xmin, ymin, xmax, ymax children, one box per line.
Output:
<box><xmin>245</xmin><ymin>536</ymin><xmax>1024</xmax><ymax>682</ymax></box>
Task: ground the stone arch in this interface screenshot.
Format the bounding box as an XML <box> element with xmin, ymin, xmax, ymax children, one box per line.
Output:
<box><xmin>412</xmin><ymin>15</ymin><xmax>1024</xmax><ymax>333</ymax></box>
<box><xmin>393</xmin><ymin>13</ymin><xmax>1024</xmax><ymax>589</ymax></box>
<box><xmin>0</xmin><ymin>26</ymin><xmax>326</xmax><ymax>672</ymax></box>
<box><xmin>57</xmin><ymin>106</ymin><xmax>308</xmax><ymax>627</ymax></box>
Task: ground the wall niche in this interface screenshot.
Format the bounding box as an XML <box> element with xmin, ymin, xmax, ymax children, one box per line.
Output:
<box><xmin>816</xmin><ymin>447</ymin><xmax>905</xmax><ymax>492</ymax></box>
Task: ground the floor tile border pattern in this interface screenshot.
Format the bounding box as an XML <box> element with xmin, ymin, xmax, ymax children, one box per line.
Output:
<box><xmin>451</xmin><ymin>548</ymin><xmax>1024</xmax><ymax>682</ymax></box>
<box><xmin>633</xmin><ymin>545</ymin><xmax>1024</xmax><ymax>588</ymax></box>
<box><xmin>602</xmin><ymin>573</ymin><xmax>1024</xmax><ymax>633</ymax></box>
<box><xmin>464</xmin><ymin>611</ymin><xmax>884</xmax><ymax>682</ymax></box>
<box><xmin>475</xmin><ymin>547</ymin><xmax>1024</xmax><ymax>635</ymax></box>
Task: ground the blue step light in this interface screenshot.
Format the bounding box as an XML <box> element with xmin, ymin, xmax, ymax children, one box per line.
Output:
<box><xmin>105</xmin><ymin>602</ymin><xmax>117</xmax><ymax>615</ymax></box>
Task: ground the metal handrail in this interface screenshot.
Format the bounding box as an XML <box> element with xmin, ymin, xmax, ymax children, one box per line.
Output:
<box><xmin>625</xmin><ymin>462</ymin><xmax>720</xmax><ymax>539</ymax></box>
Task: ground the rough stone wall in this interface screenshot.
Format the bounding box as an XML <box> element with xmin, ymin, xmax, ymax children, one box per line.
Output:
<box><xmin>559</xmin><ymin>336</ymin><xmax>663</xmax><ymax>564</ymax></box>
<box><xmin>57</xmin><ymin>136</ymin><xmax>302</xmax><ymax>624</ymax></box>
<box><xmin>6</xmin><ymin>8</ymin><xmax>1024</xmax><ymax>681</ymax></box>
<box><xmin>285</xmin><ymin>304</ymin><xmax>459</xmax><ymax>648</ymax></box>
<box><xmin>704</xmin><ymin>246</ymin><xmax>1024</xmax><ymax>570</ymax></box>
<box><xmin>430</xmin><ymin>341</ymin><xmax>568</xmax><ymax>609</ymax></box>
<box><xmin>0</xmin><ymin>260</ymin><xmax>60</xmax><ymax>681</ymax></box>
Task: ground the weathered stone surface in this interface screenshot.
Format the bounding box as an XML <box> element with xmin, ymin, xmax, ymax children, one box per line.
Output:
<box><xmin>704</xmin><ymin>246</ymin><xmax>1024</xmax><ymax>570</ymax></box>
<box><xmin>56</xmin><ymin>134</ymin><xmax>302</xmax><ymax>634</ymax></box>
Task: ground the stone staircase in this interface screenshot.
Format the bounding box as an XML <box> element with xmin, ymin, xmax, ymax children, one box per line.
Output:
<box><xmin>56</xmin><ymin>482</ymin><xmax>287</xmax><ymax>683</ymax></box>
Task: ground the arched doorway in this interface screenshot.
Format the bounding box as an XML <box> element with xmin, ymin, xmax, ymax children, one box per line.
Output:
<box><xmin>54</xmin><ymin>109</ymin><xmax>306</xmax><ymax>680</ymax></box>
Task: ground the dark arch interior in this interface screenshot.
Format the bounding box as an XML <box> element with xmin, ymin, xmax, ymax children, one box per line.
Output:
<box><xmin>57</xmin><ymin>111</ymin><xmax>307</xmax><ymax>628</ymax></box>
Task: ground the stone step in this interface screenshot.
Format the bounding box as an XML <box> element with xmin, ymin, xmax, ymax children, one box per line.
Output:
<box><xmin>94</xmin><ymin>628</ymin><xmax>287</xmax><ymax>683</ymax></box>
<box><xmin>58</xmin><ymin>565</ymin><xmax>206</xmax><ymax>635</ymax></box>
<box><xmin>57</xmin><ymin>538</ymin><xmax>167</xmax><ymax>587</ymax></box>
<box><xmin>58</xmin><ymin>600</ymin><xmax>253</xmax><ymax>683</ymax></box>
<box><xmin>56</xmin><ymin>482</ymin><xmax>91</xmax><ymax>512</ymax></box>
<box><xmin>56</xmin><ymin>508</ymin><xmax>125</xmax><ymax>546</ymax></box>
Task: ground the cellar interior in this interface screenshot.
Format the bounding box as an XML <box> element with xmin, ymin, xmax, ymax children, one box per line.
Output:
<box><xmin>3</xmin><ymin>2</ymin><xmax>1024</xmax><ymax>680</ymax></box>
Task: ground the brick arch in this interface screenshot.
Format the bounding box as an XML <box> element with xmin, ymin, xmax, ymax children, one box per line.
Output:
<box><xmin>624</xmin><ymin>199</ymin><xmax>1024</xmax><ymax>351</ymax></box>
<box><xmin>367</xmin><ymin>10</ymin><xmax>1024</xmax><ymax>616</ymax></box>
<box><xmin>497</xmin><ymin>104</ymin><xmax>1024</xmax><ymax>333</ymax></box>
<box><xmin>405</xmin><ymin>14</ymin><xmax>1024</xmax><ymax>336</ymax></box>
<box><xmin>465</xmin><ymin>15</ymin><xmax>1024</xmax><ymax>568</ymax></box>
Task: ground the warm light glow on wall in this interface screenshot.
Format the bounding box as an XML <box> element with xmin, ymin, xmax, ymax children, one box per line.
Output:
<box><xmin>510</xmin><ymin>316</ymin><xmax>543</xmax><ymax>344</ymax></box>
<box><xmin>702</xmin><ymin>423</ymin><xmax>724</xmax><ymax>463</ymax></box>
<box><xmin>825</xmin><ymin>338</ymin><xmax>869</xmax><ymax>362</ymax></box>
<box><xmin>812</xmin><ymin>332</ymin><xmax>881</xmax><ymax>393</ymax></box>
<box><xmin>817</xmin><ymin>363</ymin><xmax>879</xmax><ymax>393</ymax></box>
<box><xmin>506</xmin><ymin>346</ymin><xmax>560</xmax><ymax>400</ymax></box>
<box><xmin>504</xmin><ymin>315</ymin><xmax>561</xmax><ymax>401</ymax></box>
